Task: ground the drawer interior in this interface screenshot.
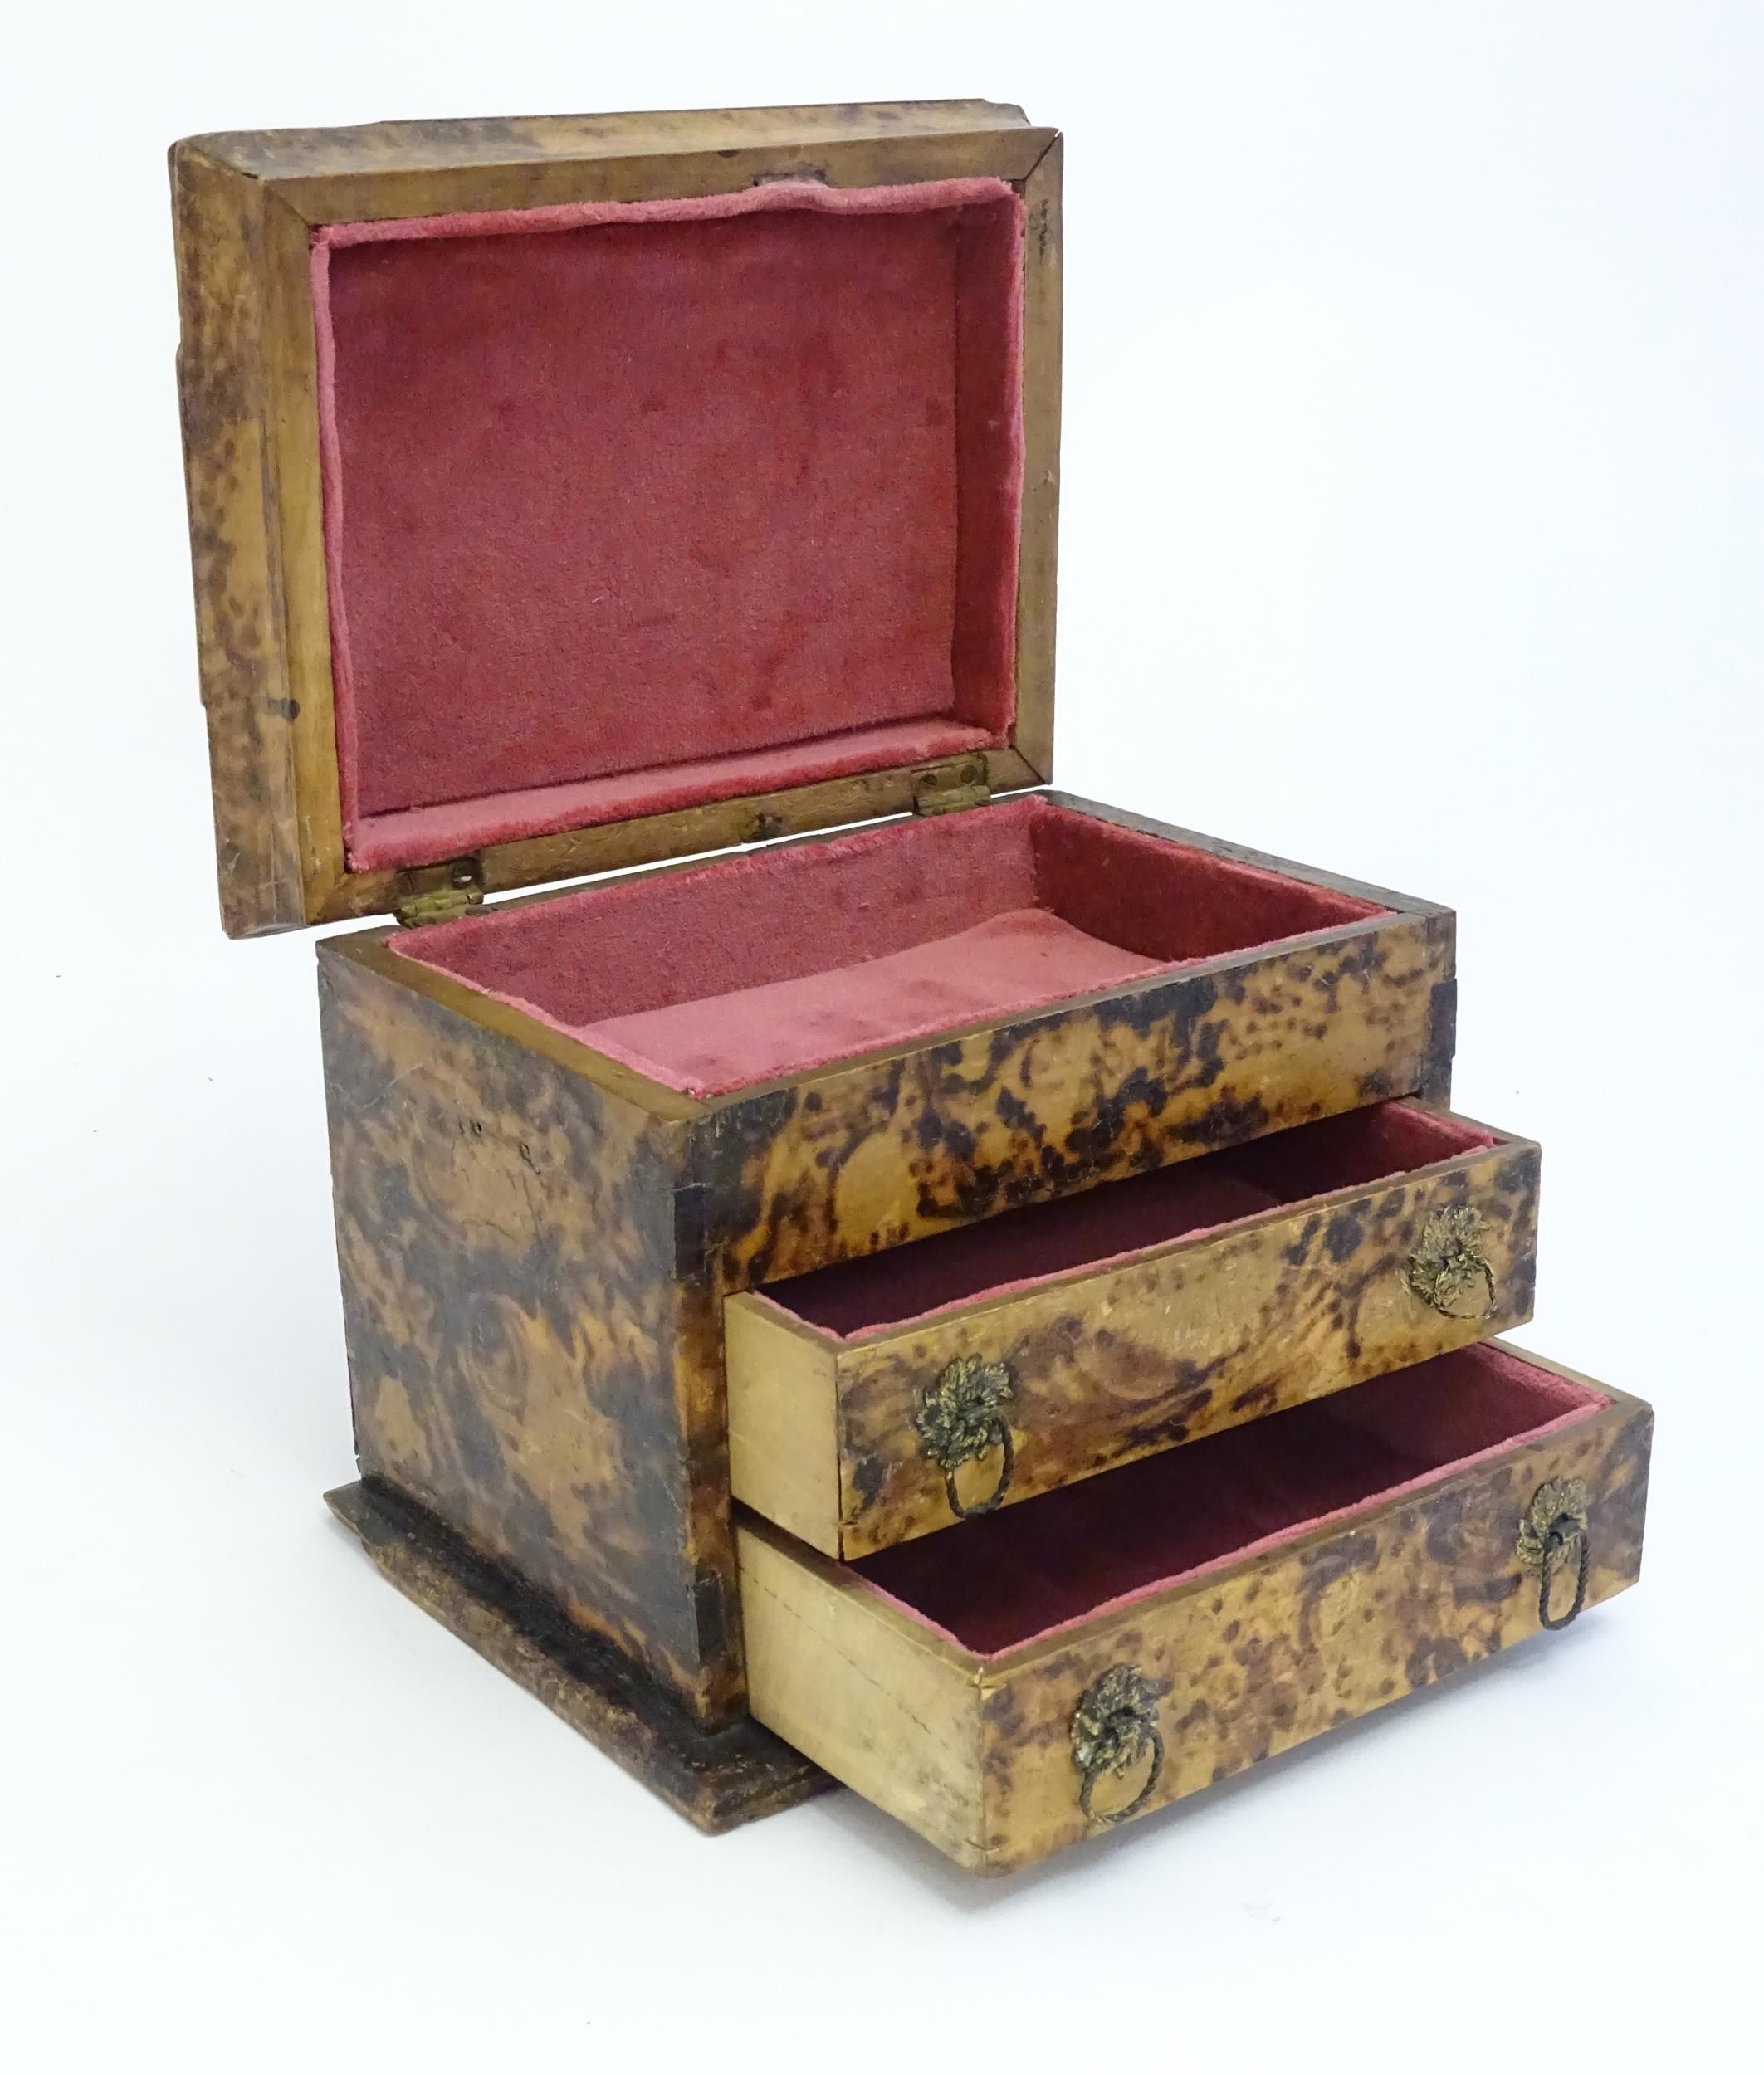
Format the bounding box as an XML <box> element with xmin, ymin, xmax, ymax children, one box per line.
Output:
<box><xmin>760</xmin><ymin>1100</ymin><xmax>1499</xmax><ymax>1339</ymax></box>
<box><xmin>850</xmin><ymin>1345</ymin><xmax>1605</xmax><ymax>1655</ymax></box>
<box><xmin>388</xmin><ymin>795</ymin><xmax>1383</xmax><ymax>1096</ymax></box>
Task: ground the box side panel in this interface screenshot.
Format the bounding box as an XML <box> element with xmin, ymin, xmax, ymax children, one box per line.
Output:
<box><xmin>172</xmin><ymin>144</ymin><xmax>305</xmax><ymax>937</ymax></box>
<box><xmin>317</xmin><ymin>942</ymin><xmax>743</xmax><ymax>1725</ymax></box>
<box><xmin>708</xmin><ymin>912</ymin><xmax>1454</xmax><ymax>1287</ymax></box>
<box><xmin>976</xmin><ymin>1392</ymin><xmax>1651</xmax><ymax>1871</ymax></box>
<box><xmin>735</xmin><ymin>1518</ymin><xmax>985</xmax><ymax>1868</ymax></box>
<box><xmin>828</xmin><ymin>1136</ymin><xmax>1541</xmax><ymax>1555</ymax></box>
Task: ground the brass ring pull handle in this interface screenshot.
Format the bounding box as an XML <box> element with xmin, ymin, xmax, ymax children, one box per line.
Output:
<box><xmin>1072</xmin><ymin>1665</ymin><xmax>1165</xmax><ymax>1826</ymax></box>
<box><xmin>1403</xmin><ymin>1207</ymin><xmax>1498</xmax><ymax>1320</ymax></box>
<box><xmin>1517</xmin><ymin>1477</ymin><xmax>1591</xmax><ymax>1631</ymax></box>
<box><xmin>915</xmin><ymin>1356</ymin><xmax>1016</xmax><ymax>1520</ymax></box>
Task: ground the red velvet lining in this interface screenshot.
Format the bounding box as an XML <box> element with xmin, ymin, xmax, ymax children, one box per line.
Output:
<box><xmin>763</xmin><ymin>1101</ymin><xmax>1497</xmax><ymax>1338</ymax></box>
<box><xmin>395</xmin><ymin>796</ymin><xmax>1386</xmax><ymax>1097</ymax></box>
<box><xmin>853</xmin><ymin>1345</ymin><xmax>1605</xmax><ymax>1658</ymax></box>
<box><xmin>311</xmin><ymin>179</ymin><xmax>1025</xmax><ymax>870</ymax></box>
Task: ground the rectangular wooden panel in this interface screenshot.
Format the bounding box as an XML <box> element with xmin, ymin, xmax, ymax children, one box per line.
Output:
<box><xmin>736</xmin><ymin>1347</ymin><xmax>1651</xmax><ymax>1873</ymax></box>
<box><xmin>172</xmin><ymin>103</ymin><xmax>1062</xmax><ymax>933</ymax></box>
<box><xmin>729</xmin><ymin>1108</ymin><xmax>1540</xmax><ymax>1557</ymax></box>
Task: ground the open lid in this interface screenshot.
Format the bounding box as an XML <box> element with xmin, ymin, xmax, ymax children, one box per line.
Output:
<box><xmin>171</xmin><ymin>101</ymin><xmax>1061</xmax><ymax>935</ymax></box>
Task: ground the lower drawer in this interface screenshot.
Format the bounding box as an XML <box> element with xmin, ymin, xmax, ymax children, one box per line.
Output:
<box><xmin>735</xmin><ymin>1341</ymin><xmax>1651</xmax><ymax>1873</ymax></box>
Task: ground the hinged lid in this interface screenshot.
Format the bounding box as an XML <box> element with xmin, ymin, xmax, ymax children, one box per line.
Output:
<box><xmin>171</xmin><ymin>101</ymin><xmax>1062</xmax><ymax>936</ymax></box>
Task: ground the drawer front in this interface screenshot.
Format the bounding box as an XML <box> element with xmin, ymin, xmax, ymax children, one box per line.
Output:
<box><xmin>736</xmin><ymin>1355</ymin><xmax>1651</xmax><ymax>1873</ymax></box>
<box><xmin>728</xmin><ymin>1121</ymin><xmax>1539</xmax><ymax>1559</ymax></box>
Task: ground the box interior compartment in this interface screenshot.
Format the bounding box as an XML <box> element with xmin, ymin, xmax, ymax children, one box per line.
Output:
<box><xmin>395</xmin><ymin>795</ymin><xmax>1386</xmax><ymax>1097</ymax></box>
<box><xmin>312</xmin><ymin>178</ymin><xmax>1028</xmax><ymax>872</ymax></box>
<box><xmin>759</xmin><ymin>1099</ymin><xmax>1495</xmax><ymax>1336</ymax></box>
<box><xmin>849</xmin><ymin>1345</ymin><xmax>1606</xmax><ymax>1656</ymax></box>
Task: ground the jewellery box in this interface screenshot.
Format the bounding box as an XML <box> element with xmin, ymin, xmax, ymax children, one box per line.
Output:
<box><xmin>172</xmin><ymin>99</ymin><xmax>1651</xmax><ymax>1872</ymax></box>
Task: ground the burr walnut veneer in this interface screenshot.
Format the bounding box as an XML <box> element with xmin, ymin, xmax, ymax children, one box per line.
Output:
<box><xmin>173</xmin><ymin>99</ymin><xmax>1650</xmax><ymax>1873</ymax></box>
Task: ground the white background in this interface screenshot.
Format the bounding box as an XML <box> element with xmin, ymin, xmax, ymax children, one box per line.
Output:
<box><xmin>5</xmin><ymin>5</ymin><xmax>1759</xmax><ymax>2068</ymax></box>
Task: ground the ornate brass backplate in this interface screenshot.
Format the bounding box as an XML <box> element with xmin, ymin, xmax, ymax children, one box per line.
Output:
<box><xmin>1517</xmin><ymin>1475</ymin><xmax>1591</xmax><ymax>1630</ymax></box>
<box><xmin>1403</xmin><ymin>1206</ymin><xmax>1497</xmax><ymax>1319</ymax></box>
<box><xmin>1070</xmin><ymin>1664</ymin><xmax>1165</xmax><ymax>1825</ymax></box>
<box><xmin>914</xmin><ymin>1355</ymin><xmax>1016</xmax><ymax>1519</ymax></box>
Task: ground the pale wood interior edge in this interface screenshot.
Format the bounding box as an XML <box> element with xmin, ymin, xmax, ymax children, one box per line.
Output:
<box><xmin>723</xmin><ymin>1299</ymin><xmax>843</xmax><ymax>1556</ymax></box>
<box><xmin>734</xmin><ymin>1513</ymin><xmax>987</xmax><ymax>1867</ymax></box>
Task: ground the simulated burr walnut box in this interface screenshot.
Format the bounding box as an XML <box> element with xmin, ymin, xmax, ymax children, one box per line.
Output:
<box><xmin>173</xmin><ymin>100</ymin><xmax>1652</xmax><ymax>1872</ymax></box>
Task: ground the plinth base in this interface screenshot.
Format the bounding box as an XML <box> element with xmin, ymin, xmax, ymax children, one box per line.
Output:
<box><xmin>325</xmin><ymin>1478</ymin><xmax>834</xmax><ymax>1834</ymax></box>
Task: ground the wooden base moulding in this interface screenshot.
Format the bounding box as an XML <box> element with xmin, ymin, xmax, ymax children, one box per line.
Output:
<box><xmin>325</xmin><ymin>1478</ymin><xmax>832</xmax><ymax>1833</ymax></box>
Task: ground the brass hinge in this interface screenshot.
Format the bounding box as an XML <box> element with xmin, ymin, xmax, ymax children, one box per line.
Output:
<box><xmin>911</xmin><ymin>758</ymin><xmax>992</xmax><ymax>817</ymax></box>
<box><xmin>394</xmin><ymin>858</ymin><xmax>485</xmax><ymax>928</ymax></box>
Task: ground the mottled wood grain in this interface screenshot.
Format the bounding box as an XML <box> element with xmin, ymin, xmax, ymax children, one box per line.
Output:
<box><xmin>703</xmin><ymin>901</ymin><xmax>1456</xmax><ymax>1290</ymax></box>
<box><xmin>172</xmin><ymin>143</ymin><xmax>307</xmax><ymax>937</ymax></box>
<box><xmin>730</xmin><ymin>1124</ymin><xmax>1539</xmax><ymax>1558</ymax></box>
<box><xmin>978</xmin><ymin>1380</ymin><xmax>1649</xmax><ymax>1871</ymax></box>
<box><xmin>737</xmin><ymin>1359</ymin><xmax>1652</xmax><ymax>1872</ymax></box>
<box><xmin>318</xmin><ymin>938</ymin><xmax>743</xmax><ymax>1726</ymax></box>
<box><xmin>328</xmin><ymin>1478</ymin><xmax>831</xmax><ymax>1831</ymax></box>
<box><xmin>312</xmin><ymin>784</ymin><xmax>1457</xmax><ymax>1759</ymax></box>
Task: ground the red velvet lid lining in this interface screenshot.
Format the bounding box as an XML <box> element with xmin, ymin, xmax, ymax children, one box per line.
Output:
<box><xmin>310</xmin><ymin>178</ymin><xmax>1027</xmax><ymax>871</ymax></box>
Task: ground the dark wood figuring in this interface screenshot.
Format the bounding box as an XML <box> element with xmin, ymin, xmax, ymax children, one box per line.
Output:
<box><xmin>975</xmin><ymin>1375</ymin><xmax>1652</xmax><ymax>1869</ymax></box>
<box><xmin>319</xmin><ymin>943</ymin><xmax>744</xmax><ymax>1726</ymax></box>
<box><xmin>727</xmin><ymin>1111</ymin><xmax>1539</xmax><ymax>1559</ymax></box>
<box><xmin>738</xmin><ymin>1361</ymin><xmax>1653</xmax><ymax>1871</ymax></box>
<box><xmin>319</xmin><ymin>791</ymin><xmax>1455</xmax><ymax>1740</ymax></box>
<box><xmin>698</xmin><ymin>802</ymin><xmax>1455</xmax><ymax>1291</ymax></box>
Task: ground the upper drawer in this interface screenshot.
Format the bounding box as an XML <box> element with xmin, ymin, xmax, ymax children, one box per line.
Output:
<box><xmin>737</xmin><ymin>1341</ymin><xmax>1652</xmax><ymax>1873</ymax></box>
<box><xmin>726</xmin><ymin>1101</ymin><xmax>1538</xmax><ymax>1557</ymax></box>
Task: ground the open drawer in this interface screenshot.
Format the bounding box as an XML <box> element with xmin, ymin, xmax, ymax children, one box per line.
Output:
<box><xmin>727</xmin><ymin>1101</ymin><xmax>1539</xmax><ymax>1557</ymax></box>
<box><xmin>736</xmin><ymin>1342</ymin><xmax>1652</xmax><ymax>1873</ymax></box>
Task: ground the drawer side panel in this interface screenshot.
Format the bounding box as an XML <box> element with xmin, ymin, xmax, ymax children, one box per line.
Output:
<box><xmin>736</xmin><ymin>1521</ymin><xmax>985</xmax><ymax>1868</ymax></box>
